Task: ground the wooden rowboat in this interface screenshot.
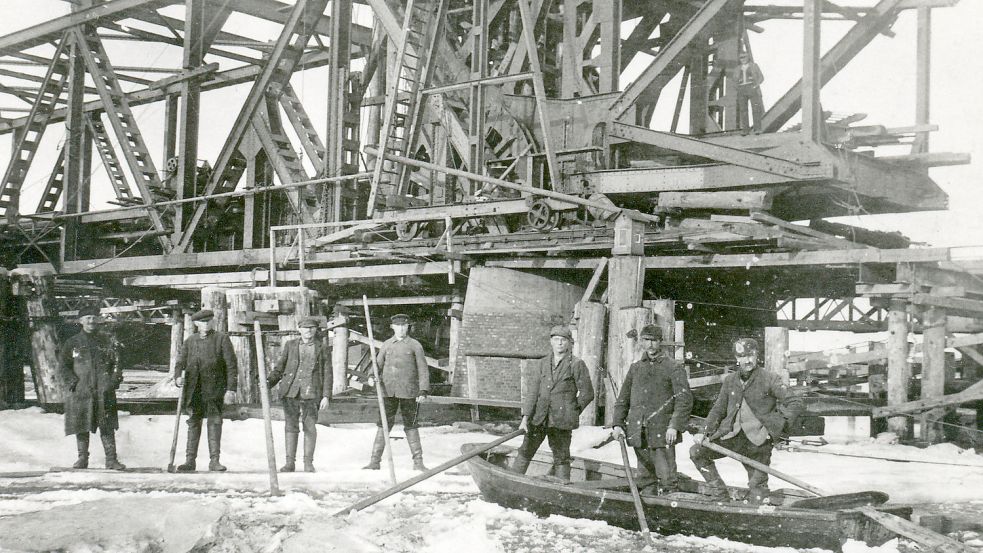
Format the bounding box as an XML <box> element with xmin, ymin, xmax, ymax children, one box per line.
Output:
<box><xmin>463</xmin><ymin>444</ymin><xmax>911</xmax><ymax>551</ymax></box>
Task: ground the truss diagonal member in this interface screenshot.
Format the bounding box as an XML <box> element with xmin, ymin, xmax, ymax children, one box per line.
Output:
<box><xmin>250</xmin><ymin>100</ymin><xmax>317</xmax><ymax>226</ymax></box>
<box><xmin>175</xmin><ymin>0</ymin><xmax>330</xmax><ymax>253</ymax></box>
<box><xmin>35</xmin><ymin>147</ymin><xmax>67</xmax><ymax>213</ymax></box>
<box><xmin>608</xmin><ymin>0</ymin><xmax>734</xmax><ymax>121</ymax></box>
<box><xmin>279</xmin><ymin>83</ymin><xmax>326</xmax><ymax>175</ymax></box>
<box><xmin>760</xmin><ymin>0</ymin><xmax>903</xmax><ymax>133</ymax></box>
<box><xmin>85</xmin><ymin>116</ymin><xmax>137</xmax><ymax>205</ymax></box>
<box><xmin>609</xmin><ymin>122</ymin><xmax>832</xmax><ymax>179</ymax></box>
<box><xmin>515</xmin><ymin>0</ymin><xmax>561</xmax><ymax>191</ymax></box>
<box><xmin>70</xmin><ymin>28</ymin><xmax>171</xmax><ymax>251</ymax></box>
<box><xmin>0</xmin><ymin>34</ymin><xmax>71</xmax><ymax>222</ymax></box>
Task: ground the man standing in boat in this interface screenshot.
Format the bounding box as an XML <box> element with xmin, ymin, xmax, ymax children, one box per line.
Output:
<box><xmin>511</xmin><ymin>325</ymin><xmax>595</xmax><ymax>481</ymax></box>
<box><xmin>690</xmin><ymin>338</ymin><xmax>803</xmax><ymax>503</ymax></box>
<box><xmin>611</xmin><ymin>324</ymin><xmax>692</xmax><ymax>493</ymax></box>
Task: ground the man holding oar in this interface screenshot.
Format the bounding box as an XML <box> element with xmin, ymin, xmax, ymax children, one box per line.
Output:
<box><xmin>611</xmin><ymin>324</ymin><xmax>692</xmax><ymax>494</ymax></box>
<box><xmin>690</xmin><ymin>337</ymin><xmax>802</xmax><ymax>503</ymax></box>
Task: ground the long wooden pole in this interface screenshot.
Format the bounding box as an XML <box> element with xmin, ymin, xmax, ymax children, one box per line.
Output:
<box><xmin>698</xmin><ymin>439</ymin><xmax>826</xmax><ymax>496</ymax></box>
<box><xmin>616</xmin><ymin>435</ymin><xmax>651</xmax><ymax>541</ymax></box>
<box><xmin>166</xmin><ymin>384</ymin><xmax>186</xmax><ymax>473</ymax></box>
<box><xmin>334</xmin><ymin>430</ymin><xmax>525</xmax><ymax>517</ymax></box>
<box><xmin>363</xmin><ymin>295</ymin><xmax>397</xmax><ymax>485</ymax></box>
<box><xmin>253</xmin><ymin>321</ymin><xmax>281</xmax><ymax>497</ymax></box>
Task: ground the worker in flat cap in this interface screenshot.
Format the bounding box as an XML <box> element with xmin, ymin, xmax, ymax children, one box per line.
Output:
<box><xmin>267</xmin><ymin>317</ymin><xmax>331</xmax><ymax>472</ymax></box>
<box><xmin>363</xmin><ymin>313</ymin><xmax>431</xmax><ymax>471</ymax></box>
<box><xmin>58</xmin><ymin>305</ymin><xmax>126</xmax><ymax>470</ymax></box>
<box><xmin>690</xmin><ymin>337</ymin><xmax>803</xmax><ymax>503</ymax></box>
<box><xmin>612</xmin><ymin>324</ymin><xmax>692</xmax><ymax>493</ymax></box>
<box><xmin>511</xmin><ymin>324</ymin><xmax>595</xmax><ymax>480</ymax></box>
<box><xmin>174</xmin><ymin>309</ymin><xmax>238</xmax><ymax>472</ymax></box>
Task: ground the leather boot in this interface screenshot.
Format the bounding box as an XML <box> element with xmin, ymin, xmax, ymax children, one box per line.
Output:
<box><xmin>695</xmin><ymin>462</ymin><xmax>729</xmax><ymax>500</ymax></box>
<box><xmin>177</xmin><ymin>420</ymin><xmax>201</xmax><ymax>472</ymax></box>
<box><xmin>510</xmin><ymin>454</ymin><xmax>531</xmax><ymax>475</ymax></box>
<box><xmin>554</xmin><ymin>463</ymin><xmax>571</xmax><ymax>481</ymax></box>
<box><xmin>406</xmin><ymin>428</ymin><xmax>427</xmax><ymax>471</ymax></box>
<box><xmin>101</xmin><ymin>431</ymin><xmax>126</xmax><ymax>471</ymax></box>
<box><xmin>207</xmin><ymin>420</ymin><xmax>227</xmax><ymax>472</ymax></box>
<box><xmin>73</xmin><ymin>433</ymin><xmax>90</xmax><ymax>469</ymax></box>
<box><xmin>362</xmin><ymin>428</ymin><xmax>385</xmax><ymax>470</ymax></box>
<box><xmin>280</xmin><ymin>432</ymin><xmax>298</xmax><ymax>472</ymax></box>
<box><xmin>303</xmin><ymin>428</ymin><xmax>316</xmax><ymax>473</ymax></box>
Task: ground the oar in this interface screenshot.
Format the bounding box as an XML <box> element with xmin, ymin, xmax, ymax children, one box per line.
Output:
<box><xmin>334</xmin><ymin>430</ymin><xmax>525</xmax><ymax>517</ymax></box>
<box><xmin>616</xmin><ymin>434</ymin><xmax>652</xmax><ymax>542</ymax></box>
<box><xmin>166</xmin><ymin>381</ymin><xmax>186</xmax><ymax>473</ymax></box>
<box><xmin>698</xmin><ymin>438</ymin><xmax>827</xmax><ymax>496</ymax></box>
<box><xmin>254</xmin><ymin>321</ymin><xmax>281</xmax><ymax>497</ymax></box>
<box><xmin>362</xmin><ymin>296</ymin><xmax>397</xmax><ymax>486</ymax></box>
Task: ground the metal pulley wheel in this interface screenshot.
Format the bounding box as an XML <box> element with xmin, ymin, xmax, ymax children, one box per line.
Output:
<box><xmin>395</xmin><ymin>221</ymin><xmax>421</xmax><ymax>241</ymax></box>
<box><xmin>526</xmin><ymin>199</ymin><xmax>560</xmax><ymax>232</ymax></box>
<box><xmin>164</xmin><ymin>157</ymin><xmax>180</xmax><ymax>172</ymax></box>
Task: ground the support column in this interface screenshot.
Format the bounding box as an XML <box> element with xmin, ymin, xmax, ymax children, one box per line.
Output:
<box><xmin>577</xmin><ymin>301</ymin><xmax>606</xmax><ymax>426</ymax></box>
<box><xmin>226</xmin><ymin>288</ymin><xmax>258</xmax><ymax>403</ymax></box>
<box><xmin>200</xmin><ymin>286</ymin><xmax>228</xmax><ymax>334</ymax></box>
<box><xmin>10</xmin><ymin>268</ymin><xmax>65</xmax><ymax>405</ymax></box>
<box><xmin>0</xmin><ymin>269</ymin><xmax>26</xmax><ymax>406</ymax></box>
<box><xmin>911</xmin><ymin>7</ymin><xmax>931</xmax><ymax>154</ymax></box>
<box><xmin>468</xmin><ymin>0</ymin><xmax>489</xmax><ymax>189</ymax></box>
<box><xmin>447</xmin><ymin>298</ymin><xmax>463</xmax><ymax>385</ymax></box>
<box><xmin>326</xmin><ymin>0</ymin><xmax>353</xmax><ymax>223</ymax></box>
<box><xmin>646</xmin><ymin>299</ymin><xmax>677</xmax><ymax>361</ymax></box>
<box><xmin>765</xmin><ymin>327</ymin><xmax>790</xmax><ymax>384</ymax></box>
<box><xmin>920</xmin><ymin>306</ymin><xmax>946</xmax><ymax>443</ymax></box>
<box><xmin>61</xmin><ymin>28</ymin><xmax>88</xmax><ymax>262</ymax></box>
<box><xmin>802</xmin><ymin>0</ymin><xmax>822</xmax><ymax>142</ymax></box>
<box><xmin>331</xmin><ymin>309</ymin><xmax>350</xmax><ymax>396</ymax></box>
<box><xmin>173</xmin><ymin>0</ymin><xmax>206</xmax><ymax>247</ymax></box>
<box><xmin>887</xmin><ymin>300</ymin><xmax>911</xmax><ymax>437</ymax></box>
<box><xmin>604</xmin><ymin>254</ymin><xmax>644</xmax><ymax>425</ymax></box>
<box><xmin>169</xmin><ymin>307</ymin><xmax>184</xmax><ymax>379</ymax></box>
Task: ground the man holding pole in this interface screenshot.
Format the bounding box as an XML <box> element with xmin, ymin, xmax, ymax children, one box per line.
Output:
<box><xmin>59</xmin><ymin>306</ymin><xmax>126</xmax><ymax>470</ymax></box>
<box><xmin>690</xmin><ymin>338</ymin><xmax>802</xmax><ymax>503</ymax></box>
<box><xmin>267</xmin><ymin>317</ymin><xmax>331</xmax><ymax>472</ymax></box>
<box><xmin>611</xmin><ymin>324</ymin><xmax>692</xmax><ymax>494</ymax></box>
<box><xmin>175</xmin><ymin>309</ymin><xmax>238</xmax><ymax>472</ymax></box>
<box><xmin>363</xmin><ymin>314</ymin><xmax>430</xmax><ymax>471</ymax></box>
<box><xmin>510</xmin><ymin>325</ymin><xmax>594</xmax><ymax>481</ymax></box>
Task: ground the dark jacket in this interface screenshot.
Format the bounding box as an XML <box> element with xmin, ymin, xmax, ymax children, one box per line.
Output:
<box><xmin>612</xmin><ymin>352</ymin><xmax>693</xmax><ymax>449</ymax></box>
<box><xmin>175</xmin><ymin>330</ymin><xmax>237</xmax><ymax>407</ymax></box>
<box><xmin>268</xmin><ymin>337</ymin><xmax>332</xmax><ymax>400</ymax></box>
<box><xmin>703</xmin><ymin>367</ymin><xmax>803</xmax><ymax>441</ymax></box>
<box><xmin>376</xmin><ymin>336</ymin><xmax>429</xmax><ymax>399</ymax></box>
<box><xmin>522</xmin><ymin>353</ymin><xmax>595</xmax><ymax>431</ymax></box>
<box><xmin>59</xmin><ymin>330</ymin><xmax>122</xmax><ymax>435</ymax></box>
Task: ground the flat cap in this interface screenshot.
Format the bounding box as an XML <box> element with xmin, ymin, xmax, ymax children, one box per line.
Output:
<box><xmin>190</xmin><ymin>309</ymin><xmax>214</xmax><ymax>322</ymax></box>
<box><xmin>298</xmin><ymin>317</ymin><xmax>319</xmax><ymax>329</ymax></box>
<box><xmin>733</xmin><ymin>338</ymin><xmax>759</xmax><ymax>356</ymax></box>
<box><xmin>639</xmin><ymin>325</ymin><xmax>663</xmax><ymax>340</ymax></box>
<box><xmin>78</xmin><ymin>306</ymin><xmax>101</xmax><ymax>318</ymax></box>
<box><xmin>390</xmin><ymin>313</ymin><xmax>410</xmax><ymax>325</ymax></box>
<box><xmin>549</xmin><ymin>325</ymin><xmax>573</xmax><ymax>340</ymax></box>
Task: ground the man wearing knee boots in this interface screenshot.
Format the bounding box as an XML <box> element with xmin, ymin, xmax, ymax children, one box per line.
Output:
<box><xmin>363</xmin><ymin>314</ymin><xmax>430</xmax><ymax>471</ymax></box>
<box><xmin>268</xmin><ymin>317</ymin><xmax>331</xmax><ymax>472</ymax></box>
<box><xmin>59</xmin><ymin>306</ymin><xmax>126</xmax><ymax>470</ymax></box>
<box><xmin>175</xmin><ymin>309</ymin><xmax>238</xmax><ymax>472</ymax></box>
<box><xmin>511</xmin><ymin>325</ymin><xmax>594</xmax><ymax>480</ymax></box>
<box><xmin>690</xmin><ymin>338</ymin><xmax>802</xmax><ymax>503</ymax></box>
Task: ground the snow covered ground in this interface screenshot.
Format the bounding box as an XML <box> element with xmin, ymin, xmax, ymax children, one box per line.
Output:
<box><xmin>1</xmin><ymin>408</ymin><xmax>982</xmax><ymax>553</ymax></box>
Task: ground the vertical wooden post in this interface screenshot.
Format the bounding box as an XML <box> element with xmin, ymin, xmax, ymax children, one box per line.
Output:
<box><xmin>802</xmin><ymin>0</ymin><xmax>822</xmax><ymax>142</ymax></box>
<box><xmin>765</xmin><ymin>327</ymin><xmax>790</xmax><ymax>384</ymax></box>
<box><xmin>887</xmin><ymin>300</ymin><xmax>911</xmax><ymax>437</ymax></box>
<box><xmin>615</xmin><ymin>307</ymin><xmax>653</xmax><ymax>402</ymax></box>
<box><xmin>226</xmin><ymin>288</ymin><xmax>258</xmax><ymax>403</ymax></box>
<box><xmin>253</xmin><ymin>321</ymin><xmax>281</xmax><ymax>496</ymax></box>
<box><xmin>911</xmin><ymin>7</ymin><xmax>931</xmax><ymax>154</ymax></box>
<box><xmin>920</xmin><ymin>306</ymin><xmax>946</xmax><ymax>443</ymax></box>
<box><xmin>183</xmin><ymin>311</ymin><xmax>193</xmax><ymax>341</ymax></box>
<box><xmin>331</xmin><ymin>311</ymin><xmax>350</xmax><ymax>395</ymax></box>
<box><xmin>447</xmin><ymin>298</ymin><xmax>463</xmax><ymax>386</ymax></box>
<box><xmin>577</xmin><ymin>301</ymin><xmax>606</xmax><ymax>426</ymax></box>
<box><xmin>0</xmin><ymin>269</ymin><xmax>26</xmax><ymax>405</ymax></box>
<box><xmin>10</xmin><ymin>268</ymin><xmax>65</xmax><ymax>405</ymax></box>
<box><xmin>200</xmin><ymin>286</ymin><xmax>228</xmax><ymax>334</ymax></box>
<box><xmin>646</xmin><ymin>299</ymin><xmax>676</xmax><ymax>359</ymax></box>
<box><xmin>168</xmin><ymin>307</ymin><xmax>184</xmax><ymax>379</ymax></box>
<box><xmin>605</xmin><ymin>255</ymin><xmax>644</xmax><ymax>425</ymax></box>
<box><xmin>674</xmin><ymin>321</ymin><xmax>685</xmax><ymax>364</ymax></box>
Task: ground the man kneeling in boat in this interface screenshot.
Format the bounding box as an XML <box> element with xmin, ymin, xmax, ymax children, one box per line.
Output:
<box><xmin>690</xmin><ymin>338</ymin><xmax>803</xmax><ymax>503</ymax></box>
<box><xmin>611</xmin><ymin>324</ymin><xmax>692</xmax><ymax>494</ymax></box>
<box><xmin>511</xmin><ymin>325</ymin><xmax>595</xmax><ymax>480</ymax></box>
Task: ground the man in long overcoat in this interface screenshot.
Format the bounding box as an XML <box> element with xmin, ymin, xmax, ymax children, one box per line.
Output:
<box><xmin>268</xmin><ymin>317</ymin><xmax>331</xmax><ymax>472</ymax></box>
<box><xmin>59</xmin><ymin>305</ymin><xmax>126</xmax><ymax>470</ymax></box>
<box><xmin>175</xmin><ymin>309</ymin><xmax>237</xmax><ymax>472</ymax></box>
<box><xmin>612</xmin><ymin>324</ymin><xmax>692</xmax><ymax>493</ymax></box>
<box><xmin>690</xmin><ymin>338</ymin><xmax>803</xmax><ymax>503</ymax></box>
<box><xmin>511</xmin><ymin>325</ymin><xmax>595</xmax><ymax>480</ymax></box>
<box><xmin>363</xmin><ymin>313</ymin><xmax>431</xmax><ymax>471</ymax></box>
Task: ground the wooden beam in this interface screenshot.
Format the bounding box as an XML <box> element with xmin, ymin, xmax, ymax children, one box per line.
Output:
<box><xmin>657</xmin><ymin>191</ymin><xmax>773</xmax><ymax>211</ymax></box>
<box><xmin>121</xmin><ymin>261</ymin><xmax>459</xmax><ymax>287</ymax></box>
<box><xmin>578</xmin><ymin>258</ymin><xmax>608</xmax><ymax>307</ymax></box>
<box><xmin>898</xmin><ymin>264</ymin><xmax>983</xmax><ymax>297</ymax></box>
<box><xmin>911</xmin><ymin>294</ymin><xmax>983</xmax><ymax>319</ymax></box>
<box><xmin>958</xmin><ymin>346</ymin><xmax>983</xmax><ymax>367</ymax></box>
<box><xmin>335</xmin><ymin>295</ymin><xmax>458</xmax><ymax>307</ymax></box>
<box><xmin>872</xmin><ymin>379</ymin><xmax>983</xmax><ymax>418</ymax></box>
<box><xmin>858</xmin><ymin>507</ymin><xmax>972</xmax><ymax>553</ymax></box>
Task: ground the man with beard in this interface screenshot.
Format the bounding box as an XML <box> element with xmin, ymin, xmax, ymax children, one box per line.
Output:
<box><xmin>690</xmin><ymin>338</ymin><xmax>802</xmax><ymax>503</ymax></box>
<box><xmin>59</xmin><ymin>305</ymin><xmax>126</xmax><ymax>470</ymax></box>
<box><xmin>612</xmin><ymin>324</ymin><xmax>692</xmax><ymax>493</ymax></box>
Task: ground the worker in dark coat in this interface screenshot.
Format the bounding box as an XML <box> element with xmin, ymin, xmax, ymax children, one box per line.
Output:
<box><xmin>268</xmin><ymin>317</ymin><xmax>331</xmax><ymax>473</ymax></box>
<box><xmin>612</xmin><ymin>324</ymin><xmax>692</xmax><ymax>493</ymax></box>
<box><xmin>511</xmin><ymin>325</ymin><xmax>595</xmax><ymax>480</ymax></box>
<box><xmin>690</xmin><ymin>338</ymin><xmax>803</xmax><ymax>503</ymax></box>
<box><xmin>174</xmin><ymin>309</ymin><xmax>238</xmax><ymax>472</ymax></box>
<box><xmin>363</xmin><ymin>314</ymin><xmax>431</xmax><ymax>471</ymax></box>
<box><xmin>58</xmin><ymin>305</ymin><xmax>126</xmax><ymax>470</ymax></box>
